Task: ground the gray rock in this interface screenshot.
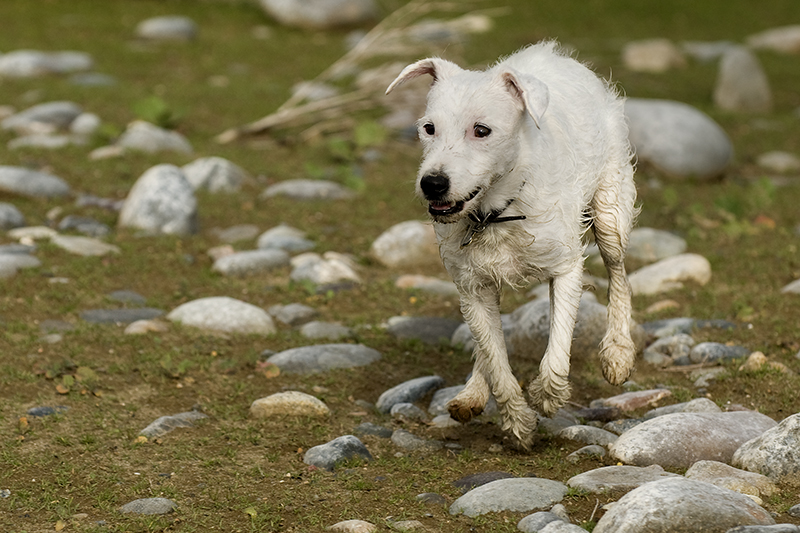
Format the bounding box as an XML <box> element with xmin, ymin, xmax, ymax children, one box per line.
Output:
<box><xmin>539</xmin><ymin>409</ymin><xmax>582</xmax><ymax>435</ymax></box>
<box><xmin>376</xmin><ymin>375</ymin><xmax>445</xmax><ymax>414</ymax></box>
<box><xmin>258</xmin><ymin>0</ymin><xmax>378</xmax><ymax>29</ymax></box>
<box><xmin>507</xmin><ymin>292</ymin><xmax>645</xmax><ymax>362</ymax></box>
<box><xmin>1</xmin><ymin>101</ymin><xmax>83</xmax><ymax>134</ymax></box>
<box><xmin>0</xmin><ymin>202</ymin><xmax>25</xmax><ymax>229</ymax></box>
<box><xmin>27</xmin><ymin>406</ymin><xmax>68</xmax><ymax>417</ymax></box>
<box><xmin>789</xmin><ymin>505</ymin><xmax>800</xmax><ymax>518</ymax></box>
<box><xmin>303</xmin><ymin>435</ymin><xmax>372</xmax><ymax>471</ymax></box>
<box><xmin>140</xmin><ymin>410</ymin><xmax>208</xmax><ymax>438</ymax></box>
<box><xmin>609</xmin><ymin>411</ymin><xmax>777</xmax><ymax>469</ymax></box>
<box><xmin>685</xmin><ymin>460</ymin><xmax>778</xmax><ymax>501</ymax></box>
<box><xmin>390</xmin><ymin>402</ymin><xmax>428</xmax><ymax>421</ymax></box>
<box><xmin>7</xmin><ymin>133</ymin><xmax>83</xmax><ymax>150</ymax></box>
<box><xmin>120</xmin><ymin>497</ymin><xmax>177</xmax><ymax>515</ymax></box>
<box><xmin>136</xmin><ymin>15</ymin><xmax>198</xmax><ymax>40</ymax></box>
<box><xmin>714</xmin><ymin>46</ymin><xmax>772</xmax><ymax>113</ymax></box>
<box><xmin>626</xmin><ymin>227</ymin><xmax>687</xmax><ymax>263</ymax></box>
<box><xmin>108</xmin><ymin>290</ymin><xmax>147</xmax><ymax>305</ymax></box>
<box><xmin>682</xmin><ymin>40</ymin><xmax>738</xmax><ymax>62</ymax></box>
<box><xmin>328</xmin><ymin>519</ymin><xmax>377</xmax><ymax>532</ymax></box>
<box><xmin>428</xmin><ymin>385</ymin><xmax>464</xmax><ymax>416</ymax></box>
<box><xmin>416</xmin><ymin>492</ymin><xmax>447</xmax><ymax>506</ymax></box>
<box><xmin>592</xmin><ymin>478</ymin><xmax>775</xmax><ymax>533</ymax></box>
<box><xmin>387</xmin><ymin>316</ymin><xmax>462</xmax><ymax>345</ymax></box>
<box><xmin>642</xmin><ymin>397</ymin><xmax>721</xmax><ymax>420</ymax></box>
<box><xmin>0</xmin><ymin>252</ymin><xmax>40</xmax><ymax>278</ymax></box>
<box><xmin>639</xmin><ymin>317</ymin><xmax>736</xmax><ymax>339</ymax></box>
<box><xmin>353</xmin><ymin>422</ymin><xmax>392</xmax><ymax>438</ymax></box>
<box><xmin>568</xmin><ymin>464</ymin><xmax>680</xmax><ymax>493</ymax></box>
<box><xmin>689</xmin><ymin>342</ymin><xmax>750</xmax><ymax>363</ymax></box>
<box><xmin>257</xmin><ymin>225</ymin><xmax>315</xmax><ymax>253</ymax></box>
<box><xmin>727</xmin><ymin>526</ymin><xmax>800</xmax><ymax>533</ymax></box>
<box><xmin>452</xmin><ymin>471</ymin><xmax>515</xmax><ymax>494</ymax></box>
<box><xmin>261</xmin><ymin>179</ymin><xmax>355</xmax><ymax>200</ymax></box>
<box><xmin>395</xmin><ymin>274</ymin><xmax>459</xmax><ymax>296</ymax></box>
<box><xmin>539</xmin><ymin>522</ymin><xmax>587</xmax><ymax>533</ymax></box>
<box><xmin>391</xmin><ymin>429</ymin><xmax>442</xmax><ymax>451</ymax></box>
<box><xmin>269</xmin><ymin>303</ymin><xmax>317</xmax><ymax>326</ymax></box>
<box><xmin>290</xmin><ymin>252</ymin><xmax>361</xmax><ymax>285</ymax></box>
<box><xmin>557</xmin><ymin>425</ymin><xmax>618</xmax><ymax>447</ymax></box>
<box><xmin>747</xmin><ymin>25</ymin><xmax>800</xmax><ymax>54</ymax></box>
<box><xmin>0</xmin><ymin>50</ymin><xmax>93</xmax><ymax>77</ymax></box>
<box><xmin>69</xmin><ymin>112</ymin><xmax>101</xmax><ymax>136</ymax></box>
<box><xmin>118</xmin><ymin>164</ymin><xmax>197</xmax><ymax>235</ymax></box>
<box><xmin>212</xmin><ymin>249</ymin><xmax>290</xmax><ymax>276</ymax></box>
<box><xmin>250</xmin><ymin>391</ymin><xmax>330</xmax><ymax>418</ymax></box>
<box><xmin>69</xmin><ymin>72</ymin><xmax>116</xmax><ymax>86</ymax></box>
<box><xmin>80</xmin><ymin>308</ymin><xmax>164</xmax><ymax>324</ymax></box>
<box><xmin>0</xmin><ymin>166</ymin><xmax>71</xmax><ymax>198</ymax></box>
<box><xmin>50</xmin><ymin>235</ymin><xmax>120</xmax><ymax>256</ymax></box>
<box><xmin>733</xmin><ymin>413</ymin><xmax>800</xmax><ymax>483</ymax></box>
<box><xmin>299</xmin><ymin>321</ymin><xmax>353</xmax><ymax>340</ymax></box>
<box><xmin>58</xmin><ymin>215</ymin><xmax>110</xmax><ymax>237</ymax></box>
<box><xmin>643</xmin><ymin>333</ymin><xmax>695</xmax><ymax>366</ymax></box>
<box><xmin>116</xmin><ymin>120</ymin><xmax>192</xmax><ymax>154</ymax></box>
<box><xmin>167</xmin><ymin>296</ymin><xmax>275</xmax><ymax>335</ymax></box>
<box><xmin>518</xmin><ymin>512</ymin><xmax>566</xmax><ymax>533</ymax></box>
<box><xmin>451</xmin><ymin>313</ymin><xmax>515</xmax><ymax>353</ymax></box>
<box><xmin>625</xmin><ymin>98</ymin><xmax>733</xmax><ymax>179</ymax></box>
<box><xmin>370</xmin><ymin>220</ymin><xmax>439</xmax><ymax>268</ymax></box>
<box><xmin>182</xmin><ymin>156</ymin><xmax>247</xmax><ymax>192</ymax></box>
<box><xmin>213</xmin><ymin>224</ymin><xmax>260</xmax><ymax>243</ymax></box>
<box><xmin>449</xmin><ymin>478</ymin><xmax>567</xmax><ymax>517</ymax></box>
<box><xmin>628</xmin><ymin>253</ymin><xmax>712</xmax><ymax>296</ymax></box>
<box><xmin>591</xmin><ymin>389</ymin><xmax>672</xmax><ymax>412</ymax></box>
<box><xmin>603</xmin><ymin>419</ymin><xmax>642</xmax><ymax>435</ymax></box>
<box><xmin>566</xmin><ymin>445</ymin><xmax>607</xmax><ymax>462</ymax></box>
<box><xmin>266</xmin><ymin>343</ymin><xmax>380</xmax><ymax>373</ymax></box>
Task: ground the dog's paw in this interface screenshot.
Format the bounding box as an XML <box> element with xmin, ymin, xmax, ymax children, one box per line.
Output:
<box><xmin>527</xmin><ymin>376</ymin><xmax>571</xmax><ymax>418</ymax></box>
<box><xmin>600</xmin><ymin>338</ymin><xmax>636</xmax><ymax>386</ymax></box>
<box><xmin>500</xmin><ymin>402</ymin><xmax>538</xmax><ymax>451</ymax></box>
<box><xmin>447</xmin><ymin>399</ymin><xmax>484</xmax><ymax>423</ymax></box>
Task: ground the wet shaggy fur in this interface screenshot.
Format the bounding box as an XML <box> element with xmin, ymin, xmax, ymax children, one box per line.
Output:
<box><xmin>386</xmin><ymin>42</ymin><xmax>638</xmax><ymax>448</ymax></box>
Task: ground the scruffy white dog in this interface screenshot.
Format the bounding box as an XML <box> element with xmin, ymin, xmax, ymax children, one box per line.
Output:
<box><xmin>386</xmin><ymin>42</ymin><xmax>638</xmax><ymax>448</ymax></box>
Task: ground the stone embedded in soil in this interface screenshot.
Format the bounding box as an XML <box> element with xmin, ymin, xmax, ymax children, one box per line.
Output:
<box><xmin>124</xmin><ymin>319</ymin><xmax>169</xmax><ymax>335</ymax></box>
<box><xmin>0</xmin><ymin>202</ymin><xmax>25</xmax><ymax>229</ymax></box>
<box><xmin>299</xmin><ymin>321</ymin><xmax>353</xmax><ymax>340</ymax></box>
<box><xmin>449</xmin><ymin>478</ymin><xmax>567</xmax><ymax>517</ymax></box>
<box><xmin>257</xmin><ymin>224</ymin><xmax>314</xmax><ymax>253</ymax></box>
<box><xmin>610</xmin><ymin>411</ymin><xmax>777</xmax><ymax>469</ymax></box>
<box><xmin>557</xmin><ymin>425</ymin><xmax>618</xmax><ymax>447</ymax></box>
<box><xmin>642</xmin><ymin>397</ymin><xmax>721</xmax><ymax>420</ymax></box>
<box><xmin>395</xmin><ymin>274</ymin><xmax>459</xmax><ymax>296</ymax></box>
<box><xmin>592</xmin><ymin>477</ymin><xmax>774</xmax><ymax>533</ymax></box>
<box><xmin>0</xmin><ymin>165</ymin><xmax>71</xmax><ymax>198</ymax></box>
<box><xmin>268</xmin><ymin>303</ymin><xmax>317</xmax><ymax>326</ymax></box>
<box><xmin>212</xmin><ymin>249</ymin><xmax>290</xmax><ymax>276</ymax></box>
<box><xmin>567</xmin><ymin>465</ymin><xmax>680</xmax><ymax>493</ymax></box>
<box><xmin>628</xmin><ymin>253</ymin><xmax>712</xmax><ymax>296</ymax></box>
<box><xmin>261</xmin><ymin>179</ymin><xmax>355</xmax><ymax>201</ymax></box>
<box><xmin>213</xmin><ymin>224</ymin><xmax>260</xmax><ymax>244</ymax></box>
<box><xmin>626</xmin><ymin>227</ymin><xmax>688</xmax><ymax>263</ymax></box>
<box><xmin>140</xmin><ymin>411</ymin><xmax>208</xmax><ymax>438</ymax></box>
<box><xmin>249</xmin><ymin>391</ymin><xmax>330</xmax><ymax>418</ymax></box>
<box><xmin>689</xmin><ymin>341</ymin><xmax>750</xmax><ymax>363</ymax></box>
<box><xmin>603</xmin><ymin>418</ymin><xmax>643</xmax><ymax>435</ymax></box>
<box><xmin>181</xmin><ymin>156</ymin><xmax>246</xmax><ymax>192</ymax></box>
<box><xmin>27</xmin><ymin>406</ymin><xmax>69</xmax><ymax>417</ymax></box>
<box><xmin>376</xmin><ymin>375</ymin><xmax>445</xmax><ymax>414</ymax></box>
<box><xmin>591</xmin><ymin>389</ymin><xmax>672</xmax><ymax>412</ymax></box>
<box><xmin>781</xmin><ymin>279</ymin><xmax>800</xmax><ymax>295</ymax></box>
<box><xmin>327</xmin><ymin>519</ymin><xmax>377</xmax><ymax>533</ymax></box>
<box><xmin>167</xmin><ymin>296</ymin><xmax>275</xmax><ymax>335</ymax></box>
<box><xmin>117</xmin><ymin>164</ymin><xmax>197</xmax><ymax>235</ymax></box>
<box><xmin>136</xmin><ymin>15</ymin><xmax>198</xmax><ymax>41</ymax></box>
<box><xmin>517</xmin><ymin>512</ymin><xmax>568</xmax><ymax>533</ymax></box>
<box><xmin>266</xmin><ymin>343</ymin><xmax>380</xmax><ymax>373</ymax></box>
<box><xmin>685</xmin><ymin>460</ymin><xmax>778</xmax><ymax>501</ymax></box>
<box><xmin>386</xmin><ymin>316</ymin><xmax>462</xmax><ymax>345</ymax></box>
<box><xmin>81</xmin><ymin>307</ymin><xmax>164</xmax><ymax>325</ymax></box>
<box><xmin>57</xmin><ymin>215</ymin><xmax>110</xmax><ymax>237</ymax></box>
<box><xmin>116</xmin><ymin>120</ymin><xmax>193</xmax><ymax>154</ymax></box>
<box><xmin>303</xmin><ymin>435</ymin><xmax>372</xmax><ymax>471</ymax></box>
<box><xmin>107</xmin><ymin>290</ymin><xmax>147</xmax><ymax>305</ymax></box>
<box><xmin>390</xmin><ymin>429</ymin><xmax>442</xmax><ymax>451</ymax></box>
<box><xmin>536</xmin><ymin>521</ymin><xmax>587</xmax><ymax>533</ymax></box>
<box><xmin>353</xmin><ymin>422</ymin><xmax>392</xmax><ymax>439</ymax></box>
<box><xmin>566</xmin><ymin>445</ymin><xmax>607</xmax><ymax>462</ymax></box>
<box><xmin>50</xmin><ymin>234</ymin><xmax>120</xmax><ymax>256</ymax></box>
<box><xmin>452</xmin><ymin>472</ymin><xmax>516</xmax><ymax>494</ymax></box>
<box><xmin>370</xmin><ymin>220</ymin><xmax>439</xmax><ymax>268</ymax></box>
<box><xmin>733</xmin><ymin>413</ymin><xmax>800</xmax><ymax>483</ymax></box>
<box><xmin>390</xmin><ymin>402</ymin><xmax>428</xmax><ymax>421</ymax></box>
<box><xmin>290</xmin><ymin>251</ymin><xmax>360</xmax><ymax>285</ymax></box>
<box><xmin>119</xmin><ymin>497</ymin><xmax>177</xmax><ymax>515</ymax></box>
<box><xmin>416</xmin><ymin>492</ymin><xmax>447</xmax><ymax>505</ymax></box>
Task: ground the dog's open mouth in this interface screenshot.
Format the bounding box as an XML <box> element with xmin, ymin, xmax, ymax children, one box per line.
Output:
<box><xmin>428</xmin><ymin>188</ymin><xmax>480</xmax><ymax>217</ymax></box>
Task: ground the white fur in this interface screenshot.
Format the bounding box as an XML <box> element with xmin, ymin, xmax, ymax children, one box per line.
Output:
<box><xmin>386</xmin><ymin>42</ymin><xmax>638</xmax><ymax>448</ymax></box>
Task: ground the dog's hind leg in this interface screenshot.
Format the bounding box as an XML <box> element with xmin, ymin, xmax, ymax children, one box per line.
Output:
<box><xmin>448</xmin><ymin>284</ymin><xmax>538</xmax><ymax>448</ymax></box>
<box><xmin>528</xmin><ymin>261</ymin><xmax>583</xmax><ymax>417</ymax></box>
<box><xmin>592</xmin><ymin>166</ymin><xmax>637</xmax><ymax>385</ymax></box>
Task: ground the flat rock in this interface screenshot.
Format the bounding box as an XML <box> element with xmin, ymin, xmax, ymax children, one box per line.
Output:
<box><xmin>747</xmin><ymin>25</ymin><xmax>800</xmax><ymax>54</ymax></box>
<box><xmin>626</xmin><ymin>227</ymin><xmax>687</xmax><ymax>263</ymax></box>
<box><xmin>0</xmin><ymin>166</ymin><xmax>71</xmax><ymax>198</ymax></box>
<box><xmin>566</xmin><ymin>444</ymin><xmax>606</xmax><ymax>461</ymax></box>
<box><xmin>136</xmin><ymin>15</ymin><xmax>198</xmax><ymax>40</ymax></box>
<box><xmin>258</xmin><ymin>0</ymin><xmax>378</xmax><ymax>29</ymax></box>
<box><xmin>517</xmin><ymin>512</ymin><xmax>568</xmax><ymax>533</ymax></box>
<box><xmin>299</xmin><ymin>321</ymin><xmax>353</xmax><ymax>340</ymax></box>
<box><xmin>81</xmin><ymin>308</ymin><xmax>164</xmax><ymax>324</ymax></box>
<box><xmin>449</xmin><ymin>478</ymin><xmax>567</xmax><ymax>517</ymax></box>
<box><xmin>370</xmin><ymin>220</ymin><xmax>439</xmax><ymax>268</ymax></box>
<box><xmin>395</xmin><ymin>274</ymin><xmax>459</xmax><ymax>296</ymax></box>
<box><xmin>124</xmin><ymin>319</ymin><xmax>169</xmax><ymax>335</ymax></box>
<box><xmin>642</xmin><ymin>397</ymin><xmax>721</xmax><ymax>420</ymax></box>
<box><xmin>1</xmin><ymin>101</ymin><xmax>83</xmax><ymax>134</ymax></box>
<box><xmin>628</xmin><ymin>253</ymin><xmax>712</xmax><ymax>296</ymax></box>
<box><xmin>328</xmin><ymin>519</ymin><xmax>377</xmax><ymax>533</ymax></box>
<box><xmin>250</xmin><ymin>391</ymin><xmax>330</xmax><ymax>418</ymax></box>
<box><xmin>108</xmin><ymin>290</ymin><xmax>147</xmax><ymax>305</ymax></box>
<box><xmin>118</xmin><ymin>164</ymin><xmax>197</xmax><ymax>235</ymax></box>
<box><xmin>452</xmin><ymin>472</ymin><xmax>515</xmax><ymax>493</ymax></box>
<box><xmin>643</xmin><ymin>333</ymin><xmax>695</xmax><ymax>366</ymax></box>
<box><xmin>376</xmin><ymin>375</ymin><xmax>445</xmax><ymax>414</ymax></box>
<box><xmin>391</xmin><ymin>429</ymin><xmax>442</xmax><ymax>451</ymax></box>
<box><xmin>733</xmin><ymin>413</ymin><xmax>800</xmax><ymax>483</ymax></box>
<box><xmin>261</xmin><ymin>179</ymin><xmax>355</xmax><ymax>200</ymax></box>
<box><xmin>390</xmin><ymin>402</ymin><xmax>428</xmax><ymax>421</ymax></box>
<box><xmin>290</xmin><ymin>252</ymin><xmax>361</xmax><ymax>285</ymax></box>
<box><xmin>58</xmin><ymin>215</ymin><xmax>110</xmax><ymax>237</ymax></box>
<box><xmin>567</xmin><ymin>465</ymin><xmax>680</xmax><ymax>493</ymax></box>
<box><xmin>689</xmin><ymin>342</ymin><xmax>750</xmax><ymax>364</ymax></box>
<box><xmin>269</xmin><ymin>303</ymin><xmax>317</xmax><ymax>326</ymax></box>
<box><xmin>591</xmin><ymin>389</ymin><xmax>672</xmax><ymax>412</ymax></box>
<box><xmin>622</xmin><ymin>38</ymin><xmax>686</xmax><ymax>73</ymax></box>
<box><xmin>212</xmin><ymin>249</ymin><xmax>290</xmax><ymax>276</ymax></box>
<box><xmin>757</xmin><ymin>151</ymin><xmax>800</xmax><ymax>174</ymax></box>
<box><xmin>592</xmin><ymin>477</ymin><xmax>774</xmax><ymax>533</ymax></box>
<box><xmin>685</xmin><ymin>460</ymin><xmax>778</xmax><ymax>501</ymax></box>
<box><xmin>609</xmin><ymin>411</ymin><xmax>778</xmax><ymax>469</ymax></box>
<box><xmin>116</xmin><ymin>120</ymin><xmax>192</xmax><ymax>154</ymax></box>
<box><xmin>266</xmin><ymin>343</ymin><xmax>380</xmax><ymax>373</ymax></box>
<box><xmin>387</xmin><ymin>316</ymin><xmax>462</xmax><ymax>345</ymax></box>
<box><xmin>213</xmin><ymin>224</ymin><xmax>260</xmax><ymax>243</ymax></box>
<box><xmin>140</xmin><ymin>411</ymin><xmax>207</xmax><ymax>438</ymax></box>
<box><xmin>257</xmin><ymin>224</ymin><xmax>315</xmax><ymax>253</ymax></box>
<box><xmin>353</xmin><ymin>422</ymin><xmax>392</xmax><ymax>439</ymax></box>
<box><xmin>50</xmin><ymin>234</ymin><xmax>120</xmax><ymax>256</ymax></box>
<box><xmin>0</xmin><ymin>50</ymin><xmax>93</xmax><ymax>77</ymax></box>
<box><xmin>119</xmin><ymin>498</ymin><xmax>177</xmax><ymax>516</ymax></box>
<box><xmin>0</xmin><ymin>253</ymin><xmax>41</xmax><ymax>276</ymax></box>
<box><xmin>714</xmin><ymin>46</ymin><xmax>772</xmax><ymax>113</ymax></box>
<box><xmin>182</xmin><ymin>156</ymin><xmax>247</xmax><ymax>192</ymax></box>
<box><xmin>167</xmin><ymin>296</ymin><xmax>275</xmax><ymax>334</ymax></box>
<box><xmin>0</xmin><ymin>202</ymin><xmax>25</xmax><ymax>229</ymax></box>
<box><xmin>557</xmin><ymin>425</ymin><xmax>618</xmax><ymax>446</ymax></box>
<box><xmin>303</xmin><ymin>435</ymin><xmax>372</xmax><ymax>471</ymax></box>
<box><xmin>625</xmin><ymin>98</ymin><xmax>733</xmax><ymax>179</ymax></box>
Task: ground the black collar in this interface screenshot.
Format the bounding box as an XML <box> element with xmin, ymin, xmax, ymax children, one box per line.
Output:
<box><xmin>461</xmin><ymin>196</ymin><xmax>527</xmax><ymax>248</ymax></box>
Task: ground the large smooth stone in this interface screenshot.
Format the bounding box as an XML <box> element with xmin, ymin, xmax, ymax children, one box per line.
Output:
<box><xmin>139</xmin><ymin>411</ymin><xmax>208</xmax><ymax>438</ymax></box>
<box><xmin>567</xmin><ymin>465</ymin><xmax>680</xmax><ymax>493</ymax></box>
<box><xmin>685</xmin><ymin>460</ymin><xmax>779</xmax><ymax>501</ymax></box>
<box><xmin>609</xmin><ymin>411</ymin><xmax>777</xmax><ymax>469</ymax></box>
<box><xmin>303</xmin><ymin>435</ymin><xmax>372</xmax><ymax>471</ymax></box>
<box><xmin>592</xmin><ymin>477</ymin><xmax>774</xmax><ymax>533</ymax></box>
<box><xmin>376</xmin><ymin>375</ymin><xmax>445</xmax><ymax>414</ymax></box>
<box><xmin>370</xmin><ymin>220</ymin><xmax>439</xmax><ymax>268</ymax></box>
<box><xmin>258</xmin><ymin>0</ymin><xmax>378</xmax><ymax>29</ymax></box>
<box><xmin>628</xmin><ymin>253</ymin><xmax>711</xmax><ymax>296</ymax></box>
<box><xmin>713</xmin><ymin>46</ymin><xmax>772</xmax><ymax>113</ymax></box>
<box><xmin>116</xmin><ymin>120</ymin><xmax>192</xmax><ymax>154</ymax></box>
<box><xmin>182</xmin><ymin>156</ymin><xmax>247</xmax><ymax>193</ymax></box>
<box><xmin>449</xmin><ymin>478</ymin><xmax>567</xmax><ymax>517</ymax></box>
<box><xmin>167</xmin><ymin>296</ymin><xmax>275</xmax><ymax>334</ymax></box>
<box><xmin>119</xmin><ymin>497</ymin><xmax>177</xmax><ymax>515</ymax></box>
<box><xmin>733</xmin><ymin>413</ymin><xmax>800</xmax><ymax>483</ymax></box>
<box><xmin>250</xmin><ymin>391</ymin><xmax>329</xmax><ymax>418</ymax></box>
<box><xmin>118</xmin><ymin>164</ymin><xmax>197</xmax><ymax>235</ymax></box>
<box><xmin>266</xmin><ymin>344</ymin><xmax>380</xmax><ymax>373</ymax></box>
<box><xmin>625</xmin><ymin>98</ymin><xmax>733</xmax><ymax>179</ymax></box>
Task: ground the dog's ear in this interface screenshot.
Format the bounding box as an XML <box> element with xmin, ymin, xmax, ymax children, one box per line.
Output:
<box><xmin>501</xmin><ymin>69</ymin><xmax>550</xmax><ymax>129</ymax></box>
<box><xmin>385</xmin><ymin>58</ymin><xmax>460</xmax><ymax>95</ymax></box>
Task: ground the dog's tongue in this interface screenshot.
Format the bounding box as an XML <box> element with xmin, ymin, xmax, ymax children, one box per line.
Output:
<box><xmin>429</xmin><ymin>201</ymin><xmax>454</xmax><ymax>211</ymax></box>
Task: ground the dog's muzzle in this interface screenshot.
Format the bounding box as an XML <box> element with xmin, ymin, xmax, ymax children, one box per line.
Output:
<box><xmin>420</xmin><ymin>173</ymin><xmax>481</xmax><ymax>218</ymax></box>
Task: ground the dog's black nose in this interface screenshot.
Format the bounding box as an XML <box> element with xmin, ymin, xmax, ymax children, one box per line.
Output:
<box><xmin>420</xmin><ymin>173</ymin><xmax>450</xmax><ymax>199</ymax></box>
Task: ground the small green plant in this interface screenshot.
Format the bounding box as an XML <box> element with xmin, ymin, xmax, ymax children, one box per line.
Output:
<box><xmin>132</xmin><ymin>96</ymin><xmax>184</xmax><ymax>129</ymax></box>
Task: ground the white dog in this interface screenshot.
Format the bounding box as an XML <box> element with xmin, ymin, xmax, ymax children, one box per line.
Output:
<box><xmin>386</xmin><ymin>42</ymin><xmax>638</xmax><ymax>448</ymax></box>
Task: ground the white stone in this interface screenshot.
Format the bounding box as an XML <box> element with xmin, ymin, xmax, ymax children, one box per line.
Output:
<box><xmin>7</xmin><ymin>225</ymin><xmax>58</xmax><ymax>240</ymax></box>
<box><xmin>747</xmin><ymin>25</ymin><xmax>800</xmax><ymax>54</ymax></box>
<box><xmin>1</xmin><ymin>101</ymin><xmax>83</xmax><ymax>134</ymax></box>
<box><xmin>136</xmin><ymin>16</ymin><xmax>198</xmax><ymax>40</ymax></box>
<box><xmin>0</xmin><ymin>166</ymin><xmax>71</xmax><ymax>198</ymax></box>
<box><xmin>258</xmin><ymin>0</ymin><xmax>378</xmax><ymax>29</ymax></box>
<box><xmin>626</xmin><ymin>227</ymin><xmax>687</xmax><ymax>263</ymax></box>
<box><xmin>757</xmin><ymin>151</ymin><xmax>800</xmax><ymax>173</ymax></box>
<box><xmin>370</xmin><ymin>220</ymin><xmax>439</xmax><ymax>268</ymax></box>
<box><xmin>625</xmin><ymin>98</ymin><xmax>733</xmax><ymax>179</ymax></box>
<box><xmin>449</xmin><ymin>478</ymin><xmax>567</xmax><ymax>517</ymax></box>
<box><xmin>714</xmin><ymin>46</ymin><xmax>772</xmax><ymax>113</ymax></box>
<box><xmin>327</xmin><ymin>519</ymin><xmax>377</xmax><ymax>533</ymax></box>
<box><xmin>395</xmin><ymin>274</ymin><xmax>459</xmax><ymax>296</ymax></box>
<box><xmin>621</xmin><ymin>39</ymin><xmax>686</xmax><ymax>73</ymax></box>
<box><xmin>116</xmin><ymin>120</ymin><xmax>192</xmax><ymax>154</ymax></box>
<box><xmin>290</xmin><ymin>251</ymin><xmax>360</xmax><ymax>285</ymax></box>
<box><xmin>782</xmin><ymin>279</ymin><xmax>800</xmax><ymax>294</ymax></box>
<box><xmin>628</xmin><ymin>253</ymin><xmax>711</xmax><ymax>296</ymax></box>
<box><xmin>182</xmin><ymin>156</ymin><xmax>248</xmax><ymax>193</ymax></box>
<box><xmin>0</xmin><ymin>50</ymin><xmax>92</xmax><ymax>77</ymax></box>
<box><xmin>70</xmin><ymin>112</ymin><xmax>101</xmax><ymax>136</ymax></box>
<box><xmin>118</xmin><ymin>164</ymin><xmax>197</xmax><ymax>235</ymax></box>
<box><xmin>167</xmin><ymin>296</ymin><xmax>275</xmax><ymax>335</ymax></box>
<box><xmin>261</xmin><ymin>179</ymin><xmax>355</xmax><ymax>200</ymax></box>
<box><xmin>250</xmin><ymin>391</ymin><xmax>329</xmax><ymax>418</ymax></box>
<box><xmin>50</xmin><ymin>234</ymin><xmax>120</xmax><ymax>256</ymax></box>
<box><xmin>212</xmin><ymin>249</ymin><xmax>290</xmax><ymax>276</ymax></box>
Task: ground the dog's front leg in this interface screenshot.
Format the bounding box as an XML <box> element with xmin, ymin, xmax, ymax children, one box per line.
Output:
<box><xmin>449</xmin><ymin>283</ymin><xmax>538</xmax><ymax>448</ymax></box>
<box><xmin>528</xmin><ymin>260</ymin><xmax>583</xmax><ymax>417</ymax></box>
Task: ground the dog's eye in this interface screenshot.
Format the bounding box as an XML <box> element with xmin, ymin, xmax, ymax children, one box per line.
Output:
<box><xmin>423</xmin><ymin>123</ymin><xmax>435</xmax><ymax>136</ymax></box>
<box><xmin>474</xmin><ymin>124</ymin><xmax>492</xmax><ymax>138</ymax></box>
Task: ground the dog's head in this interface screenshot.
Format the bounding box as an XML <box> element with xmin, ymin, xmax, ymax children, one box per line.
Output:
<box><xmin>387</xmin><ymin>57</ymin><xmax>549</xmax><ymax>223</ymax></box>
